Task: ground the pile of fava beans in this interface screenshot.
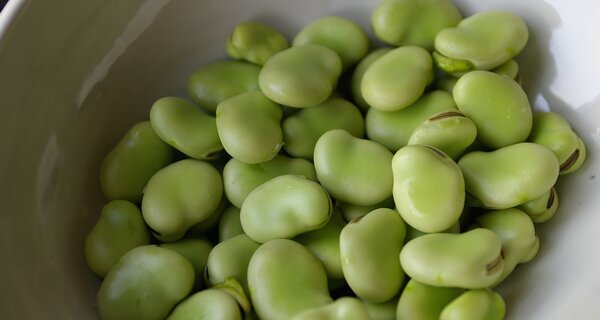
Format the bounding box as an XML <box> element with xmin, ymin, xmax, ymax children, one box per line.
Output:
<box><xmin>84</xmin><ymin>0</ymin><xmax>587</xmax><ymax>319</ymax></box>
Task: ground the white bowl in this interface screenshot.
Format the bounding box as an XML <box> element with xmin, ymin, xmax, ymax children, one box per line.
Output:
<box><xmin>0</xmin><ymin>0</ymin><xmax>598</xmax><ymax>319</ymax></box>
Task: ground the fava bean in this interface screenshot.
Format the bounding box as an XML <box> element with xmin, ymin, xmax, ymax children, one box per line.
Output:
<box><xmin>408</xmin><ymin>110</ymin><xmax>477</xmax><ymax>160</ymax></box>
<box><xmin>434</xmin><ymin>11</ymin><xmax>528</xmax><ymax>71</ymax></box>
<box><xmin>216</xmin><ymin>91</ymin><xmax>283</xmax><ymax>164</ymax></box>
<box><xmin>227</xmin><ymin>21</ymin><xmax>289</xmax><ymax>66</ymax></box>
<box><xmin>361</xmin><ymin>46</ymin><xmax>433</xmax><ymax>111</ymax></box>
<box><xmin>247</xmin><ymin>239</ymin><xmax>332</xmax><ymax>320</ymax></box>
<box><xmin>98</xmin><ymin>245</ymin><xmax>194</xmax><ymax>320</ymax></box>
<box><xmin>396</xmin><ymin>279</ymin><xmax>463</xmax><ymax>320</ymax></box>
<box><xmin>439</xmin><ymin>289</ymin><xmax>505</xmax><ymax>320</ymax></box>
<box><xmin>84</xmin><ymin>200</ymin><xmax>150</xmax><ymax>278</ymax></box>
<box><xmin>100</xmin><ymin>121</ymin><xmax>173</xmax><ymax>203</ymax></box>
<box><xmin>206</xmin><ymin>234</ymin><xmax>260</xmax><ymax>292</ymax></box>
<box><xmin>259</xmin><ymin>44</ymin><xmax>342</xmax><ymax>108</ymax></box>
<box><xmin>458</xmin><ymin>142</ymin><xmax>559</xmax><ymax>209</ymax></box>
<box><xmin>340</xmin><ymin>208</ymin><xmax>406</xmax><ymax>303</ymax></box>
<box><xmin>400</xmin><ymin>228</ymin><xmax>504</xmax><ymax>289</ymax></box>
<box><xmin>141</xmin><ymin>159</ymin><xmax>222</xmax><ymax>241</ymax></box>
<box><xmin>453</xmin><ymin>70</ymin><xmax>532</xmax><ymax>149</ymax></box>
<box><xmin>168</xmin><ymin>288</ymin><xmax>242</xmax><ymax>320</ymax></box>
<box><xmin>293</xmin><ymin>16</ymin><xmax>369</xmax><ymax>70</ymax></box>
<box><xmin>314</xmin><ymin>129</ymin><xmax>393</xmax><ymax>206</ymax></box>
<box><xmin>372</xmin><ymin>0</ymin><xmax>462</xmax><ymax>50</ymax></box>
<box><xmin>528</xmin><ymin>111</ymin><xmax>586</xmax><ymax>175</ymax></box>
<box><xmin>474</xmin><ymin>208</ymin><xmax>538</xmax><ymax>284</ymax></box>
<box><xmin>518</xmin><ymin>187</ymin><xmax>559</xmax><ymax>223</ymax></box>
<box><xmin>149</xmin><ymin>97</ymin><xmax>222</xmax><ymax>160</ymax></box>
<box><xmin>392</xmin><ymin>145</ymin><xmax>465</xmax><ymax>233</ymax></box>
<box><xmin>188</xmin><ymin>61</ymin><xmax>261</xmax><ymax>113</ymax></box>
<box><xmin>240</xmin><ymin>175</ymin><xmax>332</xmax><ymax>243</ymax></box>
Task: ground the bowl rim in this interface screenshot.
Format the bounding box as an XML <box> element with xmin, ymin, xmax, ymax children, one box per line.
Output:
<box><xmin>0</xmin><ymin>0</ymin><xmax>27</xmax><ymax>42</ymax></box>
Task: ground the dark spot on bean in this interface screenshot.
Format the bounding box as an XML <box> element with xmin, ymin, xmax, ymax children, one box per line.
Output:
<box><xmin>559</xmin><ymin>149</ymin><xmax>579</xmax><ymax>172</ymax></box>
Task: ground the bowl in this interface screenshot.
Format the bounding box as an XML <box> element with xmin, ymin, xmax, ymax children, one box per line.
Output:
<box><xmin>0</xmin><ymin>0</ymin><xmax>598</xmax><ymax>319</ymax></box>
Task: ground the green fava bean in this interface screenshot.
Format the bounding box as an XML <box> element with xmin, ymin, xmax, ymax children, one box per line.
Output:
<box><xmin>293</xmin><ymin>16</ymin><xmax>369</xmax><ymax>70</ymax></box>
<box><xmin>361</xmin><ymin>46</ymin><xmax>433</xmax><ymax>112</ymax></box>
<box><xmin>529</xmin><ymin>111</ymin><xmax>587</xmax><ymax>175</ymax></box>
<box><xmin>248</xmin><ymin>239</ymin><xmax>332</xmax><ymax>320</ymax></box>
<box><xmin>168</xmin><ymin>289</ymin><xmax>242</xmax><ymax>320</ymax></box>
<box><xmin>227</xmin><ymin>21</ymin><xmax>289</xmax><ymax>66</ymax></box>
<box><xmin>84</xmin><ymin>200</ymin><xmax>150</xmax><ymax>278</ymax></box>
<box><xmin>142</xmin><ymin>159</ymin><xmax>223</xmax><ymax>241</ymax></box>
<box><xmin>492</xmin><ymin>59</ymin><xmax>519</xmax><ymax>80</ymax></box>
<box><xmin>518</xmin><ymin>187</ymin><xmax>559</xmax><ymax>223</ymax></box>
<box><xmin>392</xmin><ymin>145</ymin><xmax>465</xmax><ymax>233</ymax></box>
<box><xmin>458</xmin><ymin>142</ymin><xmax>559</xmax><ymax>209</ymax></box>
<box><xmin>366</xmin><ymin>90</ymin><xmax>457</xmax><ymax>151</ymax></box>
<box><xmin>439</xmin><ymin>289</ymin><xmax>505</xmax><ymax>320</ymax></box>
<box><xmin>218</xmin><ymin>206</ymin><xmax>244</xmax><ymax>242</ymax></box>
<box><xmin>188</xmin><ymin>60</ymin><xmax>261</xmax><ymax>113</ymax></box>
<box><xmin>240</xmin><ymin>174</ymin><xmax>332</xmax><ymax>243</ymax></box>
<box><xmin>295</xmin><ymin>207</ymin><xmax>346</xmax><ymax>279</ymax></box>
<box><xmin>206</xmin><ymin>234</ymin><xmax>260</xmax><ymax>293</ymax></box>
<box><xmin>362</xmin><ymin>295</ymin><xmax>399</xmax><ymax>320</ymax></box>
<box><xmin>408</xmin><ymin>110</ymin><xmax>478</xmax><ymax>160</ymax></box>
<box><xmin>160</xmin><ymin>238</ymin><xmax>213</xmax><ymax>289</ymax></box>
<box><xmin>149</xmin><ymin>97</ymin><xmax>222</xmax><ymax>160</ymax></box>
<box><xmin>372</xmin><ymin>0</ymin><xmax>462</xmax><ymax>50</ymax></box>
<box><xmin>399</xmin><ymin>228</ymin><xmax>504</xmax><ymax>289</ymax></box>
<box><xmin>396</xmin><ymin>279</ymin><xmax>463</xmax><ymax>320</ymax></box>
<box><xmin>98</xmin><ymin>245</ymin><xmax>195</xmax><ymax>320</ymax></box>
<box><xmin>340</xmin><ymin>208</ymin><xmax>406</xmax><ymax>303</ymax></box>
<box><xmin>314</xmin><ymin>129</ymin><xmax>393</xmax><ymax>206</ymax></box>
<box><xmin>290</xmin><ymin>297</ymin><xmax>371</xmax><ymax>320</ymax></box>
<box><xmin>259</xmin><ymin>44</ymin><xmax>342</xmax><ymax>108</ymax></box>
<box><xmin>351</xmin><ymin>47</ymin><xmax>393</xmax><ymax>111</ymax></box>
<box><xmin>474</xmin><ymin>208</ymin><xmax>538</xmax><ymax>284</ymax></box>
<box><xmin>223</xmin><ymin>155</ymin><xmax>317</xmax><ymax>208</ymax></box>
<box><xmin>453</xmin><ymin>70</ymin><xmax>532</xmax><ymax>149</ymax></box>
<box><xmin>434</xmin><ymin>11</ymin><xmax>528</xmax><ymax>71</ymax></box>
<box><xmin>216</xmin><ymin>91</ymin><xmax>283</xmax><ymax>164</ymax></box>
<box><xmin>100</xmin><ymin>121</ymin><xmax>173</xmax><ymax>203</ymax></box>
<box><xmin>282</xmin><ymin>97</ymin><xmax>365</xmax><ymax>160</ymax></box>
<box><xmin>338</xmin><ymin>196</ymin><xmax>395</xmax><ymax>223</ymax></box>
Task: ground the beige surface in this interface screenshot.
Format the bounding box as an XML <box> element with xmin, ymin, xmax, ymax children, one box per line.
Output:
<box><xmin>0</xmin><ymin>0</ymin><xmax>598</xmax><ymax>319</ymax></box>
